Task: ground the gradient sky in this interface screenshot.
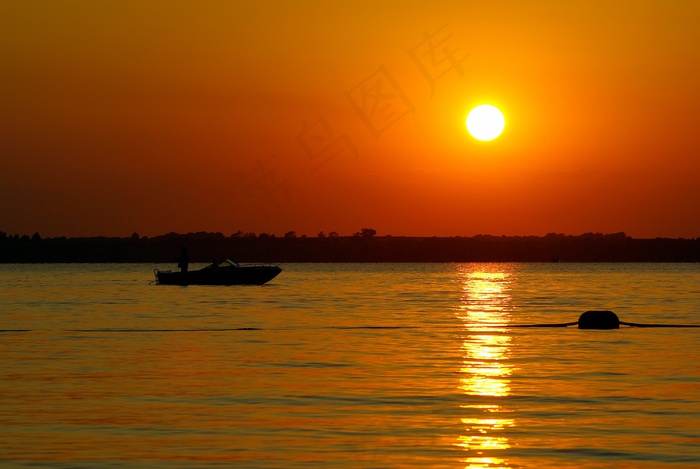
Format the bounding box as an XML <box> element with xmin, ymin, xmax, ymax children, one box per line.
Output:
<box><xmin>2</xmin><ymin>1</ymin><xmax>699</xmax><ymax>238</ymax></box>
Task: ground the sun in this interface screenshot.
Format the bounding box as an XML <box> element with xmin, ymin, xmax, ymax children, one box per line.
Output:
<box><xmin>466</xmin><ymin>105</ymin><xmax>505</xmax><ymax>141</ymax></box>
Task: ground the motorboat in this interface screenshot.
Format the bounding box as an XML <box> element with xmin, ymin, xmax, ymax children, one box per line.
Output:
<box><xmin>154</xmin><ymin>259</ymin><xmax>281</xmax><ymax>286</ymax></box>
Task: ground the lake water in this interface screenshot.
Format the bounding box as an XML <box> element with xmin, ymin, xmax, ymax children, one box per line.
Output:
<box><xmin>1</xmin><ymin>263</ymin><xmax>699</xmax><ymax>468</ymax></box>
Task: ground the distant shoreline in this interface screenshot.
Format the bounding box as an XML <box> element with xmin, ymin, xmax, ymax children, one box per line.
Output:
<box><xmin>2</xmin><ymin>232</ymin><xmax>699</xmax><ymax>263</ymax></box>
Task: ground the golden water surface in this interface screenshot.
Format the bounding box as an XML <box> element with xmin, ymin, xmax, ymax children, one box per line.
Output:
<box><xmin>1</xmin><ymin>263</ymin><xmax>699</xmax><ymax>468</ymax></box>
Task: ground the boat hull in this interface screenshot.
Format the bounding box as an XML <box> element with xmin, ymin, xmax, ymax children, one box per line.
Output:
<box><xmin>155</xmin><ymin>265</ymin><xmax>281</xmax><ymax>286</ymax></box>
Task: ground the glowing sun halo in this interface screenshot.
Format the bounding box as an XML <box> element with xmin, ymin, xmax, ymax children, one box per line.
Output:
<box><xmin>466</xmin><ymin>104</ymin><xmax>505</xmax><ymax>141</ymax></box>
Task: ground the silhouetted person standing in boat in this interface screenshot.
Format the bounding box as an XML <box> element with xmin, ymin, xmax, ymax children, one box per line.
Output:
<box><xmin>177</xmin><ymin>247</ymin><xmax>189</xmax><ymax>273</ymax></box>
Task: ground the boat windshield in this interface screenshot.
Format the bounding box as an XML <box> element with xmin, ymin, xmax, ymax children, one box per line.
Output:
<box><xmin>222</xmin><ymin>259</ymin><xmax>240</xmax><ymax>268</ymax></box>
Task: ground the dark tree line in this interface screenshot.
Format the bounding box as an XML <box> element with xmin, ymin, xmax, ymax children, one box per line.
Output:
<box><xmin>1</xmin><ymin>230</ymin><xmax>699</xmax><ymax>263</ymax></box>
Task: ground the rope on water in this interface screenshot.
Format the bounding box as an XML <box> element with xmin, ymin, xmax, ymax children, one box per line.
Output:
<box><xmin>5</xmin><ymin>312</ymin><xmax>699</xmax><ymax>333</ymax></box>
<box><xmin>619</xmin><ymin>321</ymin><xmax>700</xmax><ymax>328</ymax></box>
<box><xmin>502</xmin><ymin>321</ymin><xmax>700</xmax><ymax>328</ymax></box>
<box><xmin>492</xmin><ymin>311</ymin><xmax>700</xmax><ymax>329</ymax></box>
<box><xmin>504</xmin><ymin>322</ymin><xmax>578</xmax><ymax>328</ymax></box>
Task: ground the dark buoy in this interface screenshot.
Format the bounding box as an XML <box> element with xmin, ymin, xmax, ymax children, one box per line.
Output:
<box><xmin>578</xmin><ymin>310</ymin><xmax>620</xmax><ymax>329</ymax></box>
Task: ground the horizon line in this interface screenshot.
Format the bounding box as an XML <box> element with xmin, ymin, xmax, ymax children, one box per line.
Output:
<box><xmin>2</xmin><ymin>230</ymin><xmax>698</xmax><ymax>241</ymax></box>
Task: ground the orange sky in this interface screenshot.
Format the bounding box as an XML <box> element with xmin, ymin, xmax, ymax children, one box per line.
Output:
<box><xmin>2</xmin><ymin>1</ymin><xmax>699</xmax><ymax>238</ymax></box>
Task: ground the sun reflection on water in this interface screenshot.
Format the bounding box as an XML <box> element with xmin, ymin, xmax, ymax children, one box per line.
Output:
<box><xmin>455</xmin><ymin>266</ymin><xmax>516</xmax><ymax>469</ymax></box>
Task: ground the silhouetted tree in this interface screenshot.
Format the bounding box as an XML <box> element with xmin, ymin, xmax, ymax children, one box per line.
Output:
<box><xmin>284</xmin><ymin>231</ymin><xmax>297</xmax><ymax>238</ymax></box>
<box><xmin>355</xmin><ymin>228</ymin><xmax>376</xmax><ymax>238</ymax></box>
<box><xmin>31</xmin><ymin>232</ymin><xmax>42</xmax><ymax>242</ymax></box>
<box><xmin>328</xmin><ymin>231</ymin><xmax>339</xmax><ymax>238</ymax></box>
<box><xmin>545</xmin><ymin>232</ymin><xmax>566</xmax><ymax>239</ymax></box>
<box><xmin>317</xmin><ymin>231</ymin><xmax>326</xmax><ymax>238</ymax></box>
